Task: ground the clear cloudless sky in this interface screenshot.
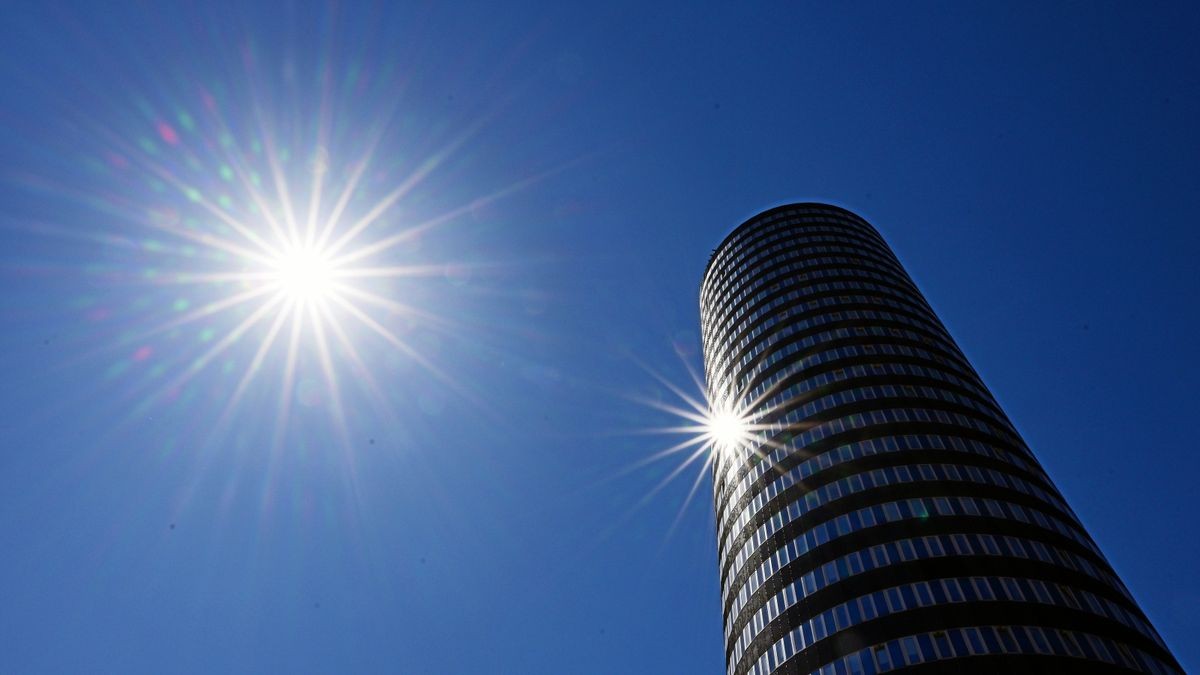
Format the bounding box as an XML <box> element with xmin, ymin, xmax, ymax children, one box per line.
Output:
<box><xmin>1</xmin><ymin>2</ymin><xmax>1197</xmax><ymax>673</ymax></box>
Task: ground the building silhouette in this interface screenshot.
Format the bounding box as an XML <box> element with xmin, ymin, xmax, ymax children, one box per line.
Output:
<box><xmin>699</xmin><ymin>203</ymin><xmax>1180</xmax><ymax>674</ymax></box>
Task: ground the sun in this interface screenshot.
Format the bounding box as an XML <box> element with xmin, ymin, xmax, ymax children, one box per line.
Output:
<box><xmin>270</xmin><ymin>245</ymin><xmax>336</xmax><ymax>304</ymax></box>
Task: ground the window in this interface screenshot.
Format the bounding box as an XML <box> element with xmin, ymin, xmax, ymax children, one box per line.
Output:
<box><xmin>873</xmin><ymin>644</ymin><xmax>891</xmax><ymax>670</ymax></box>
<box><xmin>902</xmin><ymin>637</ymin><xmax>921</xmax><ymax>664</ymax></box>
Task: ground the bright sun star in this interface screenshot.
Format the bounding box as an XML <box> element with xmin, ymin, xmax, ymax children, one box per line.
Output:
<box><xmin>271</xmin><ymin>245</ymin><xmax>336</xmax><ymax>304</ymax></box>
<box><xmin>704</xmin><ymin>407</ymin><xmax>750</xmax><ymax>454</ymax></box>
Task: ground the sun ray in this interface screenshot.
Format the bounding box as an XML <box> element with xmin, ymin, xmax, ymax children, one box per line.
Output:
<box><xmin>88</xmin><ymin>122</ymin><xmax>284</xmax><ymax>260</ymax></box>
<box><xmin>662</xmin><ymin>450</ymin><xmax>718</xmax><ymax>546</ymax></box>
<box><xmin>271</xmin><ymin>302</ymin><xmax>304</xmax><ymax>452</ymax></box>
<box><xmin>131</xmin><ymin>284</ymin><xmax>278</xmax><ymax>343</ymax></box>
<box><xmin>326</xmin><ymin>167</ymin><xmax>556</xmax><ymax>268</ymax></box>
<box><xmin>627</xmin><ymin>443</ymin><xmax>714</xmax><ymax>520</ymax></box>
<box><xmin>304</xmin><ymin>75</ymin><xmax>333</xmax><ymax>247</ymax></box>
<box><xmin>191</xmin><ymin>92</ymin><xmax>294</xmax><ymax>249</ymax></box>
<box><xmin>326</xmin><ymin>291</ymin><xmax>496</xmax><ymax>419</ymax></box>
<box><xmin>157</xmin><ymin>291</ymin><xmax>288</xmax><ymax>397</ymax></box>
<box><xmin>329</xmin><ymin>283</ymin><xmax>457</xmax><ymax>330</ymax></box>
<box><xmin>309</xmin><ymin>299</ymin><xmax>348</xmax><ymax>439</ymax></box>
<box><xmin>158</xmin><ymin>270</ymin><xmax>277</xmax><ymax>285</ymax></box>
<box><xmin>321</xmin><ymin>113</ymin><xmax>492</xmax><ymax>257</ymax></box>
<box><xmin>318</xmin><ymin>300</ymin><xmax>393</xmax><ymax>417</ymax></box>
<box><xmin>328</xmin><ymin>264</ymin><xmax>450</xmax><ymax>280</ymax></box>
<box><xmin>217</xmin><ymin>298</ymin><xmax>293</xmax><ymax>428</ymax></box>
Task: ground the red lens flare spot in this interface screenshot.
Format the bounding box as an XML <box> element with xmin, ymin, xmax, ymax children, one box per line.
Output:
<box><xmin>157</xmin><ymin>121</ymin><xmax>179</xmax><ymax>145</ymax></box>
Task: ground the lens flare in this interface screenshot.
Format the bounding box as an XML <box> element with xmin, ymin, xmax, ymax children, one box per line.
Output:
<box><xmin>704</xmin><ymin>405</ymin><xmax>752</xmax><ymax>454</ymax></box>
<box><xmin>6</xmin><ymin>37</ymin><xmax>563</xmax><ymax>456</ymax></box>
<box><xmin>607</xmin><ymin>351</ymin><xmax>812</xmax><ymax>543</ymax></box>
<box><xmin>270</xmin><ymin>245</ymin><xmax>335</xmax><ymax>303</ymax></box>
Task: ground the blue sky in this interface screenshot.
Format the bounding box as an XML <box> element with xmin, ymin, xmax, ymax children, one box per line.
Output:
<box><xmin>1</xmin><ymin>2</ymin><xmax>1197</xmax><ymax>673</ymax></box>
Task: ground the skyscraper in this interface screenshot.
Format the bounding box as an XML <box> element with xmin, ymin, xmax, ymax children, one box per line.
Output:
<box><xmin>699</xmin><ymin>204</ymin><xmax>1180</xmax><ymax>675</ymax></box>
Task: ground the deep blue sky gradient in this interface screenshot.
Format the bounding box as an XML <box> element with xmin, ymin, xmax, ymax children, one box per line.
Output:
<box><xmin>1</xmin><ymin>3</ymin><xmax>1197</xmax><ymax>673</ymax></box>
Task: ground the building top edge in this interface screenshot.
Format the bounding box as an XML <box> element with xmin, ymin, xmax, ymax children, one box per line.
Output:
<box><xmin>700</xmin><ymin>201</ymin><xmax>864</xmax><ymax>289</ymax></box>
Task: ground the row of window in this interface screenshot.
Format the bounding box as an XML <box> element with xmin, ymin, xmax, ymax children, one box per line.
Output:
<box><xmin>718</xmin><ymin>442</ymin><xmax>1064</xmax><ymax>574</ymax></box>
<box><xmin>748</xmin><ymin>381</ymin><xmax>1014</xmax><ymax>458</ymax></box>
<box><xmin>701</xmin><ymin>233</ymin><xmax>909</xmax><ymax>335</ymax></box>
<box><xmin>714</xmin><ymin>432</ymin><xmax>1044</xmax><ymax>550</ymax></box>
<box><xmin>702</xmin><ymin>239</ymin><xmax>909</xmax><ymax>346</ymax></box>
<box><xmin>701</xmin><ymin>261</ymin><xmax>922</xmax><ymax>345</ymax></box>
<box><xmin>702</xmin><ymin>238</ymin><xmax>904</xmax><ymax>340</ymax></box>
<box><xmin>700</xmin><ymin>251</ymin><xmax>923</xmax><ymax>355</ymax></box>
<box><xmin>710</xmin><ymin>391</ymin><xmax>1032</xmax><ymax>554</ymax></box>
<box><xmin>712</xmin><ymin>406</ymin><xmax>1037</xmax><ymax>508</ymax></box>
<box><xmin>714</xmin><ymin>354</ymin><xmax>1005</xmax><ymax>536</ymax></box>
<box><xmin>720</xmin><ymin>324</ymin><xmax>974</xmax><ymax>408</ymax></box>
<box><xmin>702</xmin><ymin>209</ymin><xmax>879</xmax><ymax>292</ymax></box>
<box><xmin>712</xmin><ymin>299</ymin><xmax>954</xmax><ymax>392</ymax></box>
<box><xmin>720</xmin><ymin>460</ymin><xmax>1080</xmax><ymax>596</ymax></box>
<box><xmin>712</xmin><ymin>285</ymin><xmax>945</xmax><ymax>380</ymax></box>
<box><xmin>717</xmin><ymin>327</ymin><xmax>957</xmax><ymax>415</ymax></box>
<box><xmin>716</xmin><ymin>315</ymin><xmax>971</xmax><ymax>405</ymax></box>
<box><xmin>750</xmin><ymin>354</ymin><xmax>1001</xmax><ymax>434</ymax></box>
<box><xmin>701</xmin><ymin>228</ymin><xmax>902</xmax><ymax>321</ymax></box>
<box><xmin>799</xmin><ymin>625</ymin><xmax>1178</xmax><ymax>675</ymax></box>
<box><xmin>728</xmin><ymin>528</ymin><xmax>1133</xmax><ymax>650</ymax></box>
<box><xmin>703</xmin><ymin>213</ymin><xmax>885</xmax><ymax>307</ymax></box>
<box><xmin>742</xmin><ymin>573</ymin><xmax>1167</xmax><ymax>675</ymax></box>
<box><xmin>720</xmin><ymin>493</ymin><xmax>1106</xmax><ymax>631</ymax></box>
<box><xmin>717</xmin><ymin>404</ymin><xmax>1026</xmax><ymax>492</ymax></box>
<box><xmin>706</xmin><ymin>264</ymin><xmax>929</xmax><ymax>361</ymax></box>
<box><xmin>706</xmin><ymin>277</ymin><xmax>929</xmax><ymax>360</ymax></box>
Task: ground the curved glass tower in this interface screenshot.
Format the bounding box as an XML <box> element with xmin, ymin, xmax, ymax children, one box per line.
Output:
<box><xmin>699</xmin><ymin>204</ymin><xmax>1180</xmax><ymax>675</ymax></box>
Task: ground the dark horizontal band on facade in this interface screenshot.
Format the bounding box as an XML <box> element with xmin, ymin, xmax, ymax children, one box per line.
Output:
<box><xmin>712</xmin><ymin>294</ymin><xmax>960</xmax><ymax>378</ymax></box>
<box><xmin>712</xmin><ymin>427</ymin><xmax>1053</xmax><ymax>547</ymax></box>
<box><xmin>864</xmin><ymin>654</ymin><xmax>1159</xmax><ymax>675</ymax></box>
<box><xmin>733</xmin><ymin>354</ymin><xmax>1005</xmax><ymax>431</ymax></box>
<box><xmin>715</xmin><ymin>305</ymin><xmax>970</xmax><ymax>391</ymax></box>
<box><xmin>714</xmin><ymin>397</ymin><xmax>1030</xmax><ymax>503</ymax></box>
<box><xmin>720</xmin><ymin>513</ymin><xmax>1127</xmax><ymax>631</ymax></box>
<box><xmin>730</xmin><ymin>553</ymin><xmax>1149</xmax><ymax>665</ymax></box>
<box><xmin>719</xmin><ymin>481</ymin><xmax>1098</xmax><ymax>599</ymax></box>
<box><xmin>713</xmin><ymin>419</ymin><xmax>1043</xmax><ymax>513</ymax></box>
<box><xmin>725</xmin><ymin>322</ymin><xmax>978</xmax><ymax>399</ymax></box>
<box><xmin>745</xmin><ymin>374</ymin><xmax>1013</xmax><ymax>439</ymax></box>
<box><xmin>700</xmin><ymin>279</ymin><xmax>945</xmax><ymax>362</ymax></box>
<box><xmin>704</xmin><ymin>269</ymin><xmax>931</xmax><ymax>349</ymax></box>
<box><xmin>705</xmin><ymin>263</ymin><xmax>931</xmax><ymax>355</ymax></box>
<box><xmin>738</xmin><ymin>598</ymin><xmax>1177</xmax><ymax>675</ymax></box>
<box><xmin>714</xmin><ymin>444</ymin><xmax>1063</xmax><ymax>561</ymax></box>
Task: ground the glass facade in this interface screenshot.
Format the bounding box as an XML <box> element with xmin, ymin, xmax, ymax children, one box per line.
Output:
<box><xmin>699</xmin><ymin>204</ymin><xmax>1180</xmax><ymax>675</ymax></box>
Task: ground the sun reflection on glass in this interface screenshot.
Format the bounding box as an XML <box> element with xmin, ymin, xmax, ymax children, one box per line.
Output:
<box><xmin>605</xmin><ymin>350</ymin><xmax>813</xmax><ymax>546</ymax></box>
<box><xmin>704</xmin><ymin>404</ymin><xmax>752</xmax><ymax>455</ymax></box>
